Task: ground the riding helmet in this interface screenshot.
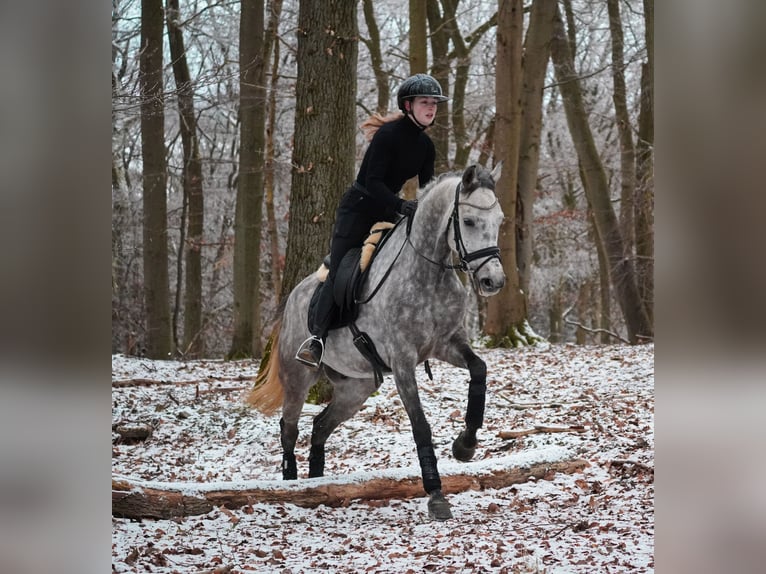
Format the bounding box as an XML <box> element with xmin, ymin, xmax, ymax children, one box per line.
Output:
<box><xmin>396</xmin><ymin>73</ymin><xmax>449</xmax><ymax>112</ymax></box>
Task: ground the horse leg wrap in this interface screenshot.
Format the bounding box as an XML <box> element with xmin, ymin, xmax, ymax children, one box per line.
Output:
<box><xmin>282</xmin><ymin>453</ymin><xmax>297</xmax><ymax>480</ymax></box>
<box><xmin>465</xmin><ymin>380</ymin><xmax>486</xmax><ymax>431</ymax></box>
<box><xmin>417</xmin><ymin>445</ymin><xmax>442</xmax><ymax>494</ymax></box>
<box><xmin>308</xmin><ymin>444</ymin><xmax>325</xmax><ymax>478</ymax></box>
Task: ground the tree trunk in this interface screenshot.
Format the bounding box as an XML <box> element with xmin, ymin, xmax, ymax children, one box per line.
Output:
<box><xmin>140</xmin><ymin>0</ymin><xmax>173</xmax><ymax>359</ymax></box>
<box><xmin>112</xmin><ymin>458</ymin><xmax>588</xmax><ymax>519</ymax></box>
<box><xmin>606</xmin><ymin>0</ymin><xmax>636</xmax><ymax>258</ymax></box>
<box><xmin>550</xmin><ymin>5</ymin><xmax>651</xmax><ymax>343</ymax></box>
<box><xmin>280</xmin><ymin>0</ymin><xmax>359</xmax><ymax>298</ymax></box>
<box><xmin>516</xmin><ymin>0</ymin><xmax>556</xmax><ymax>299</ymax></box>
<box><xmin>361</xmin><ymin>0</ymin><xmax>389</xmax><ymax>115</ymax></box>
<box><xmin>399</xmin><ymin>0</ymin><xmax>429</xmax><ymax>202</ymax></box>
<box><xmin>635</xmin><ymin>0</ymin><xmax>654</xmax><ymax>328</ymax></box>
<box><xmin>167</xmin><ymin>0</ymin><xmax>205</xmax><ymax>358</ymax></box>
<box><xmin>486</xmin><ymin>0</ymin><xmax>533</xmax><ymax>345</ymax></box>
<box><xmin>409</xmin><ymin>0</ymin><xmax>428</xmax><ymax>74</ymax></box>
<box><xmin>230</xmin><ymin>0</ymin><xmax>266</xmax><ymax>358</ymax></box>
<box><xmin>264</xmin><ymin>0</ymin><xmax>285</xmax><ymax>304</ymax></box>
<box><xmin>441</xmin><ymin>0</ymin><xmax>471</xmax><ymax>168</ymax></box>
<box><xmin>426</xmin><ymin>0</ymin><xmax>451</xmax><ymax>172</ymax></box>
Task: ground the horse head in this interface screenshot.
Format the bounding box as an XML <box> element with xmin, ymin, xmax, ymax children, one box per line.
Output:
<box><xmin>447</xmin><ymin>163</ymin><xmax>506</xmax><ymax>297</ymax></box>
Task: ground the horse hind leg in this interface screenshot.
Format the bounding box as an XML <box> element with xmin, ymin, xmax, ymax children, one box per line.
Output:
<box><xmin>279</xmin><ymin>361</ymin><xmax>321</xmax><ymax>480</ymax></box>
<box><xmin>308</xmin><ymin>369</ymin><xmax>376</xmax><ymax>479</ymax></box>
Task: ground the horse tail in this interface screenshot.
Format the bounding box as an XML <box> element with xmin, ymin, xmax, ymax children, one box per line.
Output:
<box><xmin>245</xmin><ymin>319</ymin><xmax>284</xmax><ymax>416</ymax></box>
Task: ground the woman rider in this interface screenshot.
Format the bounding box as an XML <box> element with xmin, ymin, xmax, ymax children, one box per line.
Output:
<box><xmin>296</xmin><ymin>73</ymin><xmax>449</xmax><ymax>367</ymax></box>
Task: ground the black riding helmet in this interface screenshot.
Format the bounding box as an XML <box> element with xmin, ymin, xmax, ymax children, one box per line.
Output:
<box><xmin>396</xmin><ymin>73</ymin><xmax>449</xmax><ymax>114</ymax></box>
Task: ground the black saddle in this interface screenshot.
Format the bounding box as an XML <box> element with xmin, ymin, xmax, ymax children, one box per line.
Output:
<box><xmin>307</xmin><ymin>247</ymin><xmax>364</xmax><ymax>332</ymax></box>
<box><xmin>307</xmin><ymin>222</ymin><xmax>396</xmax><ymax>333</ymax></box>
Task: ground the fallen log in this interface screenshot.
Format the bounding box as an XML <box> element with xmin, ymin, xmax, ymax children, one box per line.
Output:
<box><xmin>112</xmin><ymin>457</ymin><xmax>589</xmax><ymax>519</ymax></box>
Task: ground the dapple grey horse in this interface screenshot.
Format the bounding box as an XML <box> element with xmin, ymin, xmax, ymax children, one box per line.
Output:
<box><xmin>247</xmin><ymin>163</ymin><xmax>505</xmax><ymax>520</ymax></box>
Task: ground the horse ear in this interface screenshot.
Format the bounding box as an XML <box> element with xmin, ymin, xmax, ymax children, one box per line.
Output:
<box><xmin>490</xmin><ymin>161</ymin><xmax>503</xmax><ymax>183</ymax></box>
<box><xmin>462</xmin><ymin>164</ymin><xmax>478</xmax><ymax>192</ymax></box>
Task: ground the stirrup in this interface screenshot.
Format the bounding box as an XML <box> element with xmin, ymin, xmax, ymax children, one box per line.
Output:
<box><xmin>295</xmin><ymin>336</ymin><xmax>324</xmax><ymax>368</ymax></box>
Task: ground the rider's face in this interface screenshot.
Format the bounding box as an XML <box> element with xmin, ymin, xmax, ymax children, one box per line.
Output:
<box><xmin>407</xmin><ymin>97</ymin><xmax>439</xmax><ymax>126</ymax></box>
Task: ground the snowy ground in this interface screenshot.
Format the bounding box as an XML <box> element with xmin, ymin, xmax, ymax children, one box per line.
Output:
<box><xmin>112</xmin><ymin>342</ymin><xmax>654</xmax><ymax>573</ymax></box>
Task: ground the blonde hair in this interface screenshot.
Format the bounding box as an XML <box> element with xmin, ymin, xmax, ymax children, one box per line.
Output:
<box><xmin>360</xmin><ymin>111</ymin><xmax>404</xmax><ymax>141</ymax></box>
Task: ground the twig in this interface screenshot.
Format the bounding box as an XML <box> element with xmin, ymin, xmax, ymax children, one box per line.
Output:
<box><xmin>192</xmin><ymin>567</ymin><xmax>234</xmax><ymax>574</ymax></box>
<box><xmin>496</xmin><ymin>393</ymin><xmax>590</xmax><ymax>410</ymax></box>
<box><xmin>113</xmin><ymin>376</ymin><xmax>254</xmax><ymax>388</ymax></box>
<box><xmin>498</xmin><ymin>425</ymin><xmax>587</xmax><ymax>439</ymax></box>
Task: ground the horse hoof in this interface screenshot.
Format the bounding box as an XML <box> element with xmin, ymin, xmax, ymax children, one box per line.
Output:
<box><xmin>452</xmin><ymin>431</ymin><xmax>476</xmax><ymax>462</ymax></box>
<box><xmin>427</xmin><ymin>490</ymin><xmax>453</xmax><ymax>521</ymax></box>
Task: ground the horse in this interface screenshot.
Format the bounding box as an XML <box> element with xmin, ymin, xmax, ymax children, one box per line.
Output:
<box><xmin>247</xmin><ymin>163</ymin><xmax>506</xmax><ymax>520</ymax></box>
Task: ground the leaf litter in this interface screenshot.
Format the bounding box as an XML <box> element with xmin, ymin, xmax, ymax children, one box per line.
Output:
<box><xmin>112</xmin><ymin>342</ymin><xmax>653</xmax><ymax>573</ymax></box>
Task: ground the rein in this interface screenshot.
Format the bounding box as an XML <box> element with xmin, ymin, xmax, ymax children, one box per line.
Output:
<box><xmin>356</xmin><ymin>179</ymin><xmax>501</xmax><ymax>305</ymax></box>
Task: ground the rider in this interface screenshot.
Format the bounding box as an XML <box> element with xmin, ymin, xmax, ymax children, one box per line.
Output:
<box><xmin>296</xmin><ymin>73</ymin><xmax>449</xmax><ymax>367</ymax></box>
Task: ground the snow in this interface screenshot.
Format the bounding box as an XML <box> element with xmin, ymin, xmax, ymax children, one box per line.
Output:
<box><xmin>112</xmin><ymin>342</ymin><xmax>654</xmax><ymax>573</ymax></box>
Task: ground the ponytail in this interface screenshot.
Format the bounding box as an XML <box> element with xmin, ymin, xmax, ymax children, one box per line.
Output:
<box><xmin>360</xmin><ymin>111</ymin><xmax>403</xmax><ymax>141</ymax></box>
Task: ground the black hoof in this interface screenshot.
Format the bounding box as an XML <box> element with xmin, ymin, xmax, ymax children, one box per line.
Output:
<box><xmin>427</xmin><ymin>490</ymin><xmax>453</xmax><ymax>521</ymax></box>
<box><xmin>452</xmin><ymin>430</ymin><xmax>476</xmax><ymax>462</ymax></box>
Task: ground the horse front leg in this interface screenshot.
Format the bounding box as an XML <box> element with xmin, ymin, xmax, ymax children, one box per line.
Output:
<box><xmin>450</xmin><ymin>343</ymin><xmax>487</xmax><ymax>462</ymax></box>
<box><xmin>393</xmin><ymin>366</ymin><xmax>453</xmax><ymax>521</ymax></box>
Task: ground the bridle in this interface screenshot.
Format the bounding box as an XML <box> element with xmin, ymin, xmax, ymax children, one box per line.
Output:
<box><xmin>408</xmin><ymin>181</ymin><xmax>502</xmax><ymax>275</ymax></box>
<box><xmin>448</xmin><ymin>181</ymin><xmax>502</xmax><ymax>274</ymax></box>
<box><xmin>358</xmin><ymin>179</ymin><xmax>502</xmax><ymax>307</ymax></box>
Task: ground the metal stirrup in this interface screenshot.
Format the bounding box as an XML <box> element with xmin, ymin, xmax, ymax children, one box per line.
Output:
<box><xmin>295</xmin><ymin>336</ymin><xmax>324</xmax><ymax>367</ymax></box>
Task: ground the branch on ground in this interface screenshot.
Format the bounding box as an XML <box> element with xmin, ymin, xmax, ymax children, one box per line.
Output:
<box><xmin>498</xmin><ymin>425</ymin><xmax>588</xmax><ymax>439</ymax></box>
<box><xmin>112</xmin><ymin>458</ymin><xmax>589</xmax><ymax>519</ymax></box>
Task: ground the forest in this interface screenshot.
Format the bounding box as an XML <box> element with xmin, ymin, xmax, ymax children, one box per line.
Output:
<box><xmin>111</xmin><ymin>0</ymin><xmax>654</xmax><ymax>360</ymax></box>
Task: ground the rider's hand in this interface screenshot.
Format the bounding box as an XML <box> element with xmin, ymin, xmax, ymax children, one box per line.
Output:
<box><xmin>399</xmin><ymin>199</ymin><xmax>418</xmax><ymax>217</ymax></box>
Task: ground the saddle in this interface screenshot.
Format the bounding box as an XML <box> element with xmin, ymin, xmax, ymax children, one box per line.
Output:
<box><xmin>309</xmin><ymin>221</ymin><xmax>395</xmax><ymax>330</ymax></box>
<box><xmin>307</xmin><ymin>221</ymin><xmax>396</xmax><ymax>386</ymax></box>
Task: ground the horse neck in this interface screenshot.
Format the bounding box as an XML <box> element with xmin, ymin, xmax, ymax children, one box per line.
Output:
<box><xmin>409</xmin><ymin>179</ymin><xmax>457</xmax><ymax>261</ymax></box>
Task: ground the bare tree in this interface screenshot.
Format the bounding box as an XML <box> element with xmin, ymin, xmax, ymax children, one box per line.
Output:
<box><xmin>140</xmin><ymin>0</ymin><xmax>173</xmax><ymax>358</ymax></box>
<box><xmin>516</xmin><ymin>0</ymin><xmax>557</xmax><ymax>301</ymax></box>
<box><xmin>635</xmin><ymin>0</ymin><xmax>654</xmax><ymax>326</ymax></box>
<box><xmin>409</xmin><ymin>0</ymin><xmax>428</xmax><ymax>74</ymax></box>
<box><xmin>425</xmin><ymin>0</ymin><xmax>451</xmax><ymax>172</ymax></box>
<box><xmin>264</xmin><ymin>0</ymin><xmax>285</xmax><ymax>304</ymax></box>
<box><xmin>550</xmin><ymin>3</ymin><xmax>651</xmax><ymax>343</ymax></box>
<box><xmin>230</xmin><ymin>0</ymin><xmax>266</xmax><ymax>358</ymax></box>
<box><xmin>486</xmin><ymin>0</ymin><xmax>539</xmax><ymax>345</ymax></box>
<box><xmin>361</xmin><ymin>0</ymin><xmax>390</xmax><ymax>115</ymax></box>
<box><xmin>606</xmin><ymin>0</ymin><xmax>636</xmax><ymax>256</ymax></box>
<box><xmin>280</xmin><ymin>0</ymin><xmax>359</xmax><ymax>297</ymax></box>
<box><xmin>166</xmin><ymin>0</ymin><xmax>205</xmax><ymax>357</ymax></box>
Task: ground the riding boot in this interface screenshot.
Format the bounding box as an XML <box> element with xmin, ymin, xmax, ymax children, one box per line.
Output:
<box><xmin>295</xmin><ymin>278</ymin><xmax>335</xmax><ymax>368</ymax></box>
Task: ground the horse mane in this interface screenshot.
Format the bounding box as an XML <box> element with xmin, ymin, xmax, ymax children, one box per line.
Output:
<box><xmin>418</xmin><ymin>164</ymin><xmax>497</xmax><ymax>199</ymax></box>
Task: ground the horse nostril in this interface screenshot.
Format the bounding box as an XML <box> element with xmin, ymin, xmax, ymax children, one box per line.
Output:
<box><xmin>481</xmin><ymin>277</ymin><xmax>494</xmax><ymax>290</ymax></box>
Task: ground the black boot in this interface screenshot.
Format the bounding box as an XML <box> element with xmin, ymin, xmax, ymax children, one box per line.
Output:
<box><xmin>296</xmin><ymin>278</ymin><xmax>335</xmax><ymax>368</ymax></box>
<box><xmin>295</xmin><ymin>336</ymin><xmax>324</xmax><ymax>368</ymax></box>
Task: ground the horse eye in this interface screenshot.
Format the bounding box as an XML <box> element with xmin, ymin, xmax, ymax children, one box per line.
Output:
<box><xmin>462</xmin><ymin>218</ymin><xmax>475</xmax><ymax>227</ymax></box>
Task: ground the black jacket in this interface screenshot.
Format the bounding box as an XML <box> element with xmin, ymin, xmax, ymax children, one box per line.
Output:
<box><xmin>351</xmin><ymin>116</ymin><xmax>435</xmax><ymax>217</ymax></box>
